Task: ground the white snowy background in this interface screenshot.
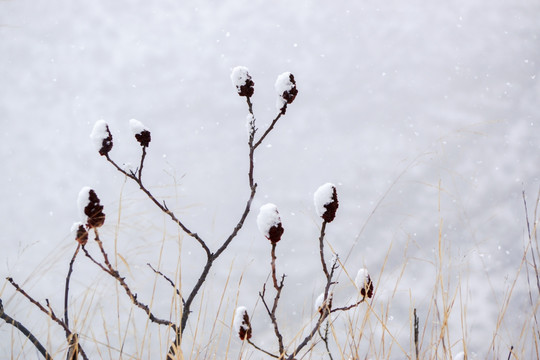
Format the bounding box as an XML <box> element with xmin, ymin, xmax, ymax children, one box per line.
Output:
<box><xmin>1</xmin><ymin>0</ymin><xmax>539</xmax><ymax>359</ymax></box>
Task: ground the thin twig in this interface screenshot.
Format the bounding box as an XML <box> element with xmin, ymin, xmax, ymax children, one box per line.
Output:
<box><xmin>86</xmin><ymin>229</ymin><xmax>176</xmax><ymax>330</ymax></box>
<box><xmin>147</xmin><ymin>263</ymin><xmax>184</xmax><ymax>304</ymax></box>
<box><xmin>259</xmin><ymin>274</ymin><xmax>286</xmax><ymax>356</ymax></box>
<box><xmin>414</xmin><ymin>308</ymin><xmax>419</xmax><ymax>360</ymax></box>
<box><xmin>0</xmin><ymin>299</ymin><xmax>53</xmax><ymax>360</ymax></box>
<box><xmin>319</xmin><ymin>221</ymin><xmax>329</xmax><ymax>281</ymax></box>
<box><xmin>64</xmin><ymin>244</ymin><xmax>81</xmax><ymax>330</ymax></box>
<box><xmin>253</xmin><ymin>112</ymin><xmax>283</xmax><ymax>150</ymax></box>
<box><xmin>318</xmin><ymin>320</ymin><xmax>334</xmax><ymax>360</ymax></box>
<box><xmin>105</xmin><ymin>154</ymin><xmax>211</xmax><ymax>257</ymax></box>
<box><xmin>6</xmin><ymin>278</ymin><xmax>89</xmax><ymax>360</ymax></box>
<box><xmin>247</xmin><ymin>339</ymin><xmax>279</xmax><ymax>358</ymax></box>
<box><xmin>286</xmin><ymin>261</ymin><xmax>339</xmax><ymax>360</ymax></box>
<box><xmin>271</xmin><ymin>243</ymin><xmax>279</xmax><ymax>290</ymax></box>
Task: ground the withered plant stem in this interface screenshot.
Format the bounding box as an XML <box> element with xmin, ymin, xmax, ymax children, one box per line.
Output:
<box><xmin>147</xmin><ymin>263</ymin><xmax>183</xmax><ymax>304</ymax></box>
<box><xmin>319</xmin><ymin>220</ymin><xmax>330</xmax><ymax>281</ymax></box>
<box><xmin>101</xmin><ymin>95</ymin><xmax>285</xmax><ymax>359</ymax></box>
<box><xmin>271</xmin><ymin>242</ymin><xmax>279</xmax><ymax>290</ymax></box>
<box><xmin>318</xmin><ymin>321</ymin><xmax>334</xmax><ymax>360</ymax></box>
<box><xmin>414</xmin><ymin>308</ymin><xmax>420</xmax><ymax>360</ymax></box>
<box><xmin>64</xmin><ymin>244</ymin><xmax>82</xmax><ymax>360</ymax></box>
<box><xmin>64</xmin><ymin>244</ymin><xmax>81</xmax><ymax>330</ymax></box>
<box><xmin>0</xmin><ymin>298</ymin><xmax>53</xmax><ymax>360</ymax></box>
<box><xmin>260</xmin><ymin>274</ymin><xmax>286</xmax><ymax>356</ymax></box>
<box><xmin>285</xmin><ymin>261</ymin><xmax>339</xmax><ymax>360</ymax></box>
<box><xmin>85</xmin><ymin>229</ymin><xmax>176</xmax><ymax>330</ymax></box>
<box><xmin>6</xmin><ymin>278</ymin><xmax>89</xmax><ymax>360</ymax></box>
<box><xmin>247</xmin><ymin>339</ymin><xmax>279</xmax><ymax>358</ymax></box>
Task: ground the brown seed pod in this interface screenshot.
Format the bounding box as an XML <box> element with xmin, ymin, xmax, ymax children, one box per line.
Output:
<box><xmin>90</xmin><ymin>120</ymin><xmax>113</xmax><ymax>156</ymax></box>
<box><xmin>74</xmin><ymin>224</ymin><xmax>88</xmax><ymax>246</ymax></box>
<box><xmin>314</xmin><ymin>183</ymin><xmax>339</xmax><ymax>223</ymax></box>
<box><xmin>257</xmin><ymin>203</ymin><xmax>284</xmax><ymax>244</ymax></box>
<box><xmin>231</xmin><ymin>66</ymin><xmax>255</xmax><ymax>98</ymax></box>
<box><xmin>130</xmin><ymin>119</ymin><xmax>151</xmax><ymax>147</ymax></box>
<box><xmin>233</xmin><ymin>306</ymin><xmax>252</xmax><ymax>340</ymax></box>
<box><xmin>78</xmin><ymin>187</ymin><xmax>106</xmax><ymax>229</ymax></box>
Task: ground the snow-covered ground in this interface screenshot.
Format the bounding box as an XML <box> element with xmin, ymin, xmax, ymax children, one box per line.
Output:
<box><xmin>1</xmin><ymin>1</ymin><xmax>539</xmax><ymax>358</ymax></box>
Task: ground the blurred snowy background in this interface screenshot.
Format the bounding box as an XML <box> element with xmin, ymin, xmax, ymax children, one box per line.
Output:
<box><xmin>1</xmin><ymin>0</ymin><xmax>539</xmax><ymax>358</ymax></box>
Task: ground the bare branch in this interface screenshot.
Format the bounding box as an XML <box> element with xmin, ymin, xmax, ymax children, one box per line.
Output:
<box><xmin>0</xmin><ymin>298</ymin><xmax>53</xmax><ymax>360</ymax></box>
<box><xmin>6</xmin><ymin>278</ymin><xmax>89</xmax><ymax>360</ymax></box>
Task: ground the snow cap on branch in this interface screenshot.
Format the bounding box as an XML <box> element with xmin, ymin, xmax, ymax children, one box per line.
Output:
<box><xmin>90</xmin><ymin>120</ymin><xmax>113</xmax><ymax>156</ymax></box>
<box><xmin>77</xmin><ymin>187</ymin><xmax>106</xmax><ymax>229</ymax></box>
<box><xmin>257</xmin><ymin>203</ymin><xmax>284</xmax><ymax>243</ymax></box>
<box><xmin>355</xmin><ymin>268</ymin><xmax>374</xmax><ymax>299</ymax></box>
<box><xmin>314</xmin><ymin>292</ymin><xmax>333</xmax><ymax>314</ymax></box>
<box><xmin>233</xmin><ymin>306</ymin><xmax>252</xmax><ymax>340</ymax></box>
<box><xmin>129</xmin><ymin>119</ymin><xmax>151</xmax><ymax>147</ymax></box>
<box><xmin>275</xmin><ymin>72</ymin><xmax>298</xmax><ymax>114</ymax></box>
<box><xmin>71</xmin><ymin>222</ymin><xmax>88</xmax><ymax>246</ymax></box>
<box><xmin>314</xmin><ymin>183</ymin><xmax>339</xmax><ymax>223</ymax></box>
<box><xmin>231</xmin><ymin>66</ymin><xmax>254</xmax><ymax>97</ymax></box>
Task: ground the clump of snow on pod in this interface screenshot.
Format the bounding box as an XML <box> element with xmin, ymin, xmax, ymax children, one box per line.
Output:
<box><xmin>233</xmin><ymin>306</ymin><xmax>252</xmax><ymax>340</ymax></box>
<box><xmin>231</xmin><ymin>66</ymin><xmax>254</xmax><ymax>97</ymax></box>
<box><xmin>275</xmin><ymin>72</ymin><xmax>298</xmax><ymax>114</ymax></box>
<box><xmin>257</xmin><ymin>203</ymin><xmax>284</xmax><ymax>243</ymax></box>
<box><xmin>129</xmin><ymin>119</ymin><xmax>151</xmax><ymax>147</ymax></box>
<box><xmin>90</xmin><ymin>120</ymin><xmax>113</xmax><ymax>156</ymax></box>
<box><xmin>314</xmin><ymin>183</ymin><xmax>339</xmax><ymax>223</ymax></box>
<box><xmin>355</xmin><ymin>268</ymin><xmax>374</xmax><ymax>299</ymax></box>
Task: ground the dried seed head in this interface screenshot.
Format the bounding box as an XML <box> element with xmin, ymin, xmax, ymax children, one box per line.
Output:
<box><xmin>90</xmin><ymin>120</ymin><xmax>113</xmax><ymax>156</ymax></box>
<box><xmin>129</xmin><ymin>119</ymin><xmax>151</xmax><ymax>147</ymax></box>
<box><xmin>275</xmin><ymin>72</ymin><xmax>298</xmax><ymax>114</ymax></box>
<box><xmin>78</xmin><ymin>187</ymin><xmax>106</xmax><ymax>229</ymax></box>
<box><xmin>314</xmin><ymin>183</ymin><xmax>339</xmax><ymax>223</ymax></box>
<box><xmin>71</xmin><ymin>222</ymin><xmax>88</xmax><ymax>246</ymax></box>
<box><xmin>231</xmin><ymin>66</ymin><xmax>254</xmax><ymax>97</ymax></box>
<box><xmin>355</xmin><ymin>268</ymin><xmax>374</xmax><ymax>299</ymax></box>
<box><xmin>257</xmin><ymin>203</ymin><xmax>284</xmax><ymax>244</ymax></box>
<box><xmin>233</xmin><ymin>306</ymin><xmax>252</xmax><ymax>341</ymax></box>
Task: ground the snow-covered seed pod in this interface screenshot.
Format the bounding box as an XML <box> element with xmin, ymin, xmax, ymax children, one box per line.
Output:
<box><xmin>90</xmin><ymin>120</ymin><xmax>113</xmax><ymax>156</ymax></box>
<box><xmin>233</xmin><ymin>306</ymin><xmax>252</xmax><ymax>340</ymax></box>
<box><xmin>129</xmin><ymin>119</ymin><xmax>151</xmax><ymax>147</ymax></box>
<box><xmin>275</xmin><ymin>72</ymin><xmax>298</xmax><ymax>114</ymax></box>
<box><xmin>72</xmin><ymin>222</ymin><xmax>88</xmax><ymax>246</ymax></box>
<box><xmin>257</xmin><ymin>203</ymin><xmax>284</xmax><ymax>244</ymax></box>
<box><xmin>355</xmin><ymin>268</ymin><xmax>374</xmax><ymax>299</ymax></box>
<box><xmin>314</xmin><ymin>183</ymin><xmax>339</xmax><ymax>223</ymax></box>
<box><xmin>231</xmin><ymin>66</ymin><xmax>254</xmax><ymax>97</ymax></box>
<box><xmin>314</xmin><ymin>292</ymin><xmax>333</xmax><ymax>314</ymax></box>
<box><xmin>78</xmin><ymin>187</ymin><xmax>106</xmax><ymax>229</ymax></box>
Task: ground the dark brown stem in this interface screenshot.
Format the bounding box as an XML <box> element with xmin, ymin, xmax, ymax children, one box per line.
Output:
<box><xmin>247</xmin><ymin>339</ymin><xmax>279</xmax><ymax>358</ymax></box>
<box><xmin>64</xmin><ymin>244</ymin><xmax>81</xmax><ymax>331</ymax></box>
<box><xmin>319</xmin><ymin>221</ymin><xmax>330</xmax><ymax>281</ymax></box>
<box><xmin>105</xmin><ymin>154</ymin><xmax>211</xmax><ymax>258</ymax></box>
<box><xmin>147</xmin><ymin>263</ymin><xmax>183</xmax><ymax>303</ymax></box>
<box><xmin>414</xmin><ymin>308</ymin><xmax>420</xmax><ymax>360</ymax></box>
<box><xmin>88</xmin><ymin>229</ymin><xmax>176</xmax><ymax>330</ymax></box>
<box><xmin>286</xmin><ymin>261</ymin><xmax>339</xmax><ymax>360</ymax></box>
<box><xmin>6</xmin><ymin>278</ymin><xmax>89</xmax><ymax>360</ymax></box>
<box><xmin>0</xmin><ymin>298</ymin><xmax>53</xmax><ymax>360</ymax></box>
<box><xmin>318</xmin><ymin>321</ymin><xmax>334</xmax><ymax>360</ymax></box>
<box><xmin>507</xmin><ymin>345</ymin><xmax>514</xmax><ymax>360</ymax></box>
<box><xmin>330</xmin><ymin>298</ymin><xmax>366</xmax><ymax>313</ymax></box>
<box><xmin>253</xmin><ymin>112</ymin><xmax>283</xmax><ymax>150</ymax></box>
<box><xmin>271</xmin><ymin>242</ymin><xmax>279</xmax><ymax>290</ymax></box>
<box><xmin>259</xmin><ymin>268</ymin><xmax>286</xmax><ymax>356</ymax></box>
<box><xmin>138</xmin><ymin>146</ymin><xmax>147</xmax><ymax>181</ymax></box>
